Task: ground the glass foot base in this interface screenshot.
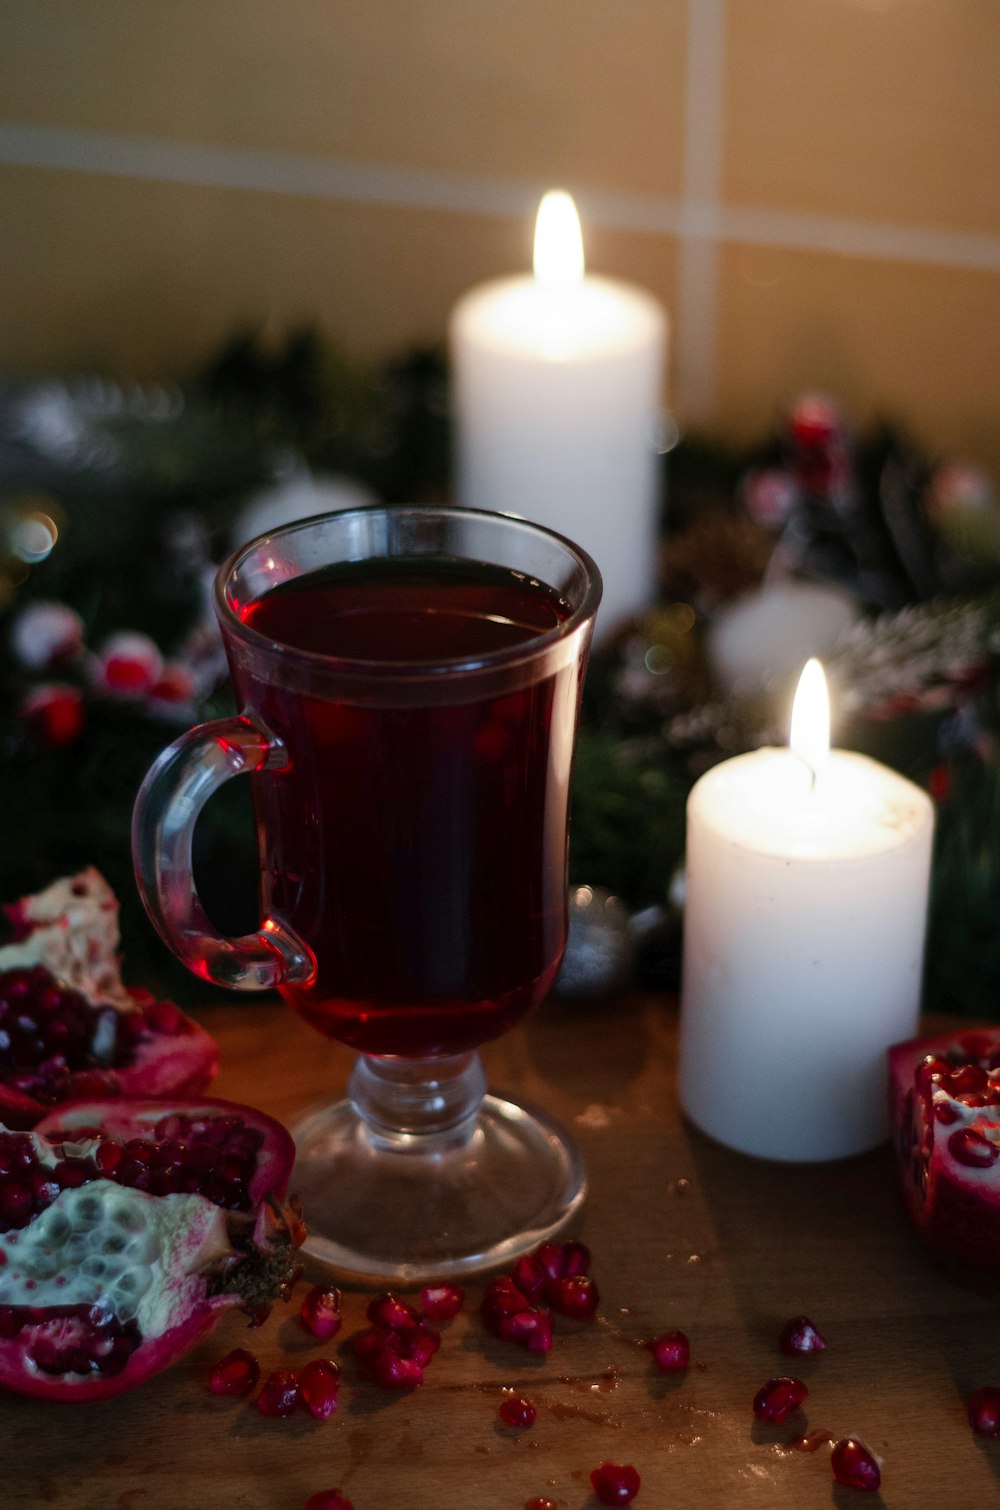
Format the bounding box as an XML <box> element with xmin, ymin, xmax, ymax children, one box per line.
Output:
<box><xmin>291</xmin><ymin>1091</ymin><xmax>587</xmax><ymax>1285</ymax></box>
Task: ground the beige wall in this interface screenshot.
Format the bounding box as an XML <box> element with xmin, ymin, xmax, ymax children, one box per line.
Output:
<box><xmin>1</xmin><ymin>0</ymin><xmax>998</xmax><ymax>472</ymax></box>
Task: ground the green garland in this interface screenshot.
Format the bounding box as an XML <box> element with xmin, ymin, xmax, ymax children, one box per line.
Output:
<box><xmin>2</xmin><ymin>326</ymin><xmax>1000</xmax><ymax>1014</ymax></box>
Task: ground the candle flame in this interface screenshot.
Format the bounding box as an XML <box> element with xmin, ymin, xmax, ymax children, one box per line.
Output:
<box><xmin>790</xmin><ymin>658</ymin><xmax>830</xmax><ymax>780</ymax></box>
<box><xmin>533</xmin><ymin>190</ymin><xmax>585</xmax><ymax>292</ymax></box>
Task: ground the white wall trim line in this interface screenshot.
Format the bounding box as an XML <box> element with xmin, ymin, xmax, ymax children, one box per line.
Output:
<box><xmin>3</xmin><ymin>118</ymin><xmax>1000</xmax><ymax>276</ymax></box>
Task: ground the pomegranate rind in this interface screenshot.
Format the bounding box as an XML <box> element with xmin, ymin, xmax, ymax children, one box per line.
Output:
<box><xmin>0</xmin><ymin>1096</ymin><xmax>301</xmax><ymax>1402</ymax></box>
<box><xmin>0</xmin><ymin>870</ymin><xmax>218</xmax><ymax>1126</ymax></box>
<box><xmin>889</xmin><ymin>1027</ymin><xmax>1000</xmax><ymax>1270</ymax></box>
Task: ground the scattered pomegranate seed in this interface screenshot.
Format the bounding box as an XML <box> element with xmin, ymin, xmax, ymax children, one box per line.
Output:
<box><xmin>208</xmin><ymin>1348</ymin><xmax>260</xmax><ymax>1397</ymax></box>
<box><xmin>299</xmin><ymin>1358</ymin><xmax>340</xmax><ymax>1421</ymax></box>
<box><xmin>367</xmin><ymin>1291</ymin><xmax>421</xmax><ymax>1331</ymax></box>
<box><xmin>300</xmin><ymin>1285</ymin><xmax>342</xmax><ymax>1340</ymax></box>
<box><xmin>534</xmin><ymin>1242</ymin><xmax>565</xmax><ymax>1282</ymax></box>
<box><xmin>752</xmin><ymin>1376</ymin><xmax>808</xmax><ymax>1423</ymax></box>
<box><xmin>402</xmin><ymin>1323</ymin><xmax>441</xmax><ymax>1367</ymax></box>
<box><xmin>304</xmin><ymin>1493</ymin><xmax>354</xmax><ymax>1510</ymax></box>
<box><xmin>778</xmin><ymin>1315</ymin><xmax>827</xmax><ymax>1354</ymax></box>
<box><xmin>419</xmin><ymin>1282</ymin><xmax>465</xmax><ymax>1321</ymax></box>
<box><xmin>498</xmin><ymin>1394</ymin><xmax>537</xmax><ymax>1429</ymax></box>
<box><xmin>373</xmin><ymin>1352</ymin><xmax>424</xmax><ymax>1391</ymax></box>
<box><xmin>256</xmin><ymin>1370</ymin><xmax>301</xmax><ymax>1418</ymax></box>
<box><xmin>968</xmin><ymin>1386</ymin><xmax>1000</xmax><ymax>1437</ymax></box>
<box><xmin>498</xmin><ymin>1307</ymin><xmax>553</xmax><ymax>1352</ymax></box>
<box><xmin>481</xmin><ymin>1276</ymin><xmax>530</xmax><ymax>1332</ymax></box>
<box><xmin>559</xmin><ymin>1239</ymin><xmax>591</xmax><ymax>1277</ymax></box>
<box><xmin>590</xmin><ymin>1460</ymin><xmax>641</xmax><ymax>1505</ymax></box>
<box><xmin>648</xmin><ymin>1330</ymin><xmax>690</xmax><ymax>1371</ymax></box>
<box><xmin>830</xmin><ymin>1437</ymin><xmax>881</xmax><ymax>1492</ymax></box>
<box><xmin>512</xmin><ymin>1253</ymin><xmax>548</xmax><ymax>1300</ymax></box>
<box><xmin>546</xmin><ymin>1274</ymin><xmax>600</xmax><ymax>1319</ymax></box>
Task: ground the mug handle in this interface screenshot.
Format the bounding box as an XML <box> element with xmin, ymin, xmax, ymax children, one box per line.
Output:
<box><xmin>131</xmin><ymin>715</ymin><xmax>315</xmax><ymax>991</ymax></box>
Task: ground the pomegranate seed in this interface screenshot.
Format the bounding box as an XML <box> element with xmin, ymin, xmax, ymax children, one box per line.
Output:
<box><xmin>304</xmin><ymin>1494</ymin><xmax>354</xmax><ymax>1510</ymax></box>
<box><xmin>934</xmin><ymin>1101</ymin><xmax>962</xmax><ymax>1124</ymax></box>
<box><xmin>367</xmin><ymin>1291</ymin><xmax>420</xmax><ymax>1331</ymax></box>
<box><xmin>299</xmin><ymin>1358</ymin><xmax>340</xmax><ymax>1421</ymax></box>
<box><xmin>830</xmin><ymin>1437</ymin><xmax>881</xmax><ymax>1492</ymax></box>
<box><xmin>300</xmin><ymin>1285</ymin><xmax>342</xmax><ymax>1340</ymax></box>
<box><xmin>499</xmin><ymin>1394</ymin><xmax>537</xmax><ymax>1429</ymax></box>
<box><xmin>648</xmin><ymin>1330</ymin><xmax>690</xmax><ymax>1371</ymax></box>
<box><xmin>419</xmin><ymin>1282</ymin><xmax>465</xmax><ymax>1321</ymax></box>
<box><xmin>968</xmin><ymin>1386</ymin><xmax>1000</xmax><ymax>1437</ymax></box>
<box><xmin>373</xmin><ymin>1351</ymin><xmax>424</xmax><ymax>1390</ymax></box>
<box><xmin>256</xmin><ymin>1370</ymin><xmax>301</xmax><ymax>1417</ymax></box>
<box><xmin>498</xmin><ymin>1308</ymin><xmax>553</xmax><ymax>1352</ymax></box>
<box><xmin>546</xmin><ymin>1274</ymin><xmax>599</xmax><ymax>1319</ymax></box>
<box><xmin>948</xmin><ymin>1126</ymin><xmax>1000</xmax><ymax>1167</ymax></box>
<box><xmin>354</xmin><ymin>1324</ymin><xmax>400</xmax><ymax>1370</ymax></box>
<box><xmin>512</xmin><ymin>1254</ymin><xmax>548</xmax><ymax>1299</ymax></box>
<box><xmin>481</xmin><ymin>1276</ymin><xmax>530</xmax><ymax>1333</ymax></box>
<box><xmin>949</xmin><ymin>1063</ymin><xmax>989</xmax><ymax>1095</ymax></box>
<box><xmin>778</xmin><ymin>1315</ymin><xmax>826</xmax><ymax>1354</ymax></box>
<box><xmin>559</xmin><ymin>1239</ymin><xmax>591</xmax><ymax>1277</ymax></box>
<box><xmin>590</xmin><ymin>1461</ymin><xmax>641</xmax><ymax>1505</ymax></box>
<box><xmin>208</xmin><ymin>1348</ymin><xmax>260</xmax><ymax>1397</ymax></box>
<box><xmin>752</xmin><ymin>1376</ymin><xmax>808</xmax><ymax>1423</ymax></box>
<box><xmin>402</xmin><ymin>1323</ymin><xmax>441</xmax><ymax>1367</ymax></box>
<box><xmin>534</xmin><ymin>1242</ymin><xmax>565</xmax><ymax>1282</ymax></box>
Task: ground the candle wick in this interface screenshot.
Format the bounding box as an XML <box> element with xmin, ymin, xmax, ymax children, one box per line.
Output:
<box><xmin>793</xmin><ymin>751</ymin><xmax>818</xmax><ymax>791</ymax></box>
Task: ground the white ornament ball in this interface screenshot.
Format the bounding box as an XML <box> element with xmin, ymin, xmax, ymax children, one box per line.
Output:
<box><xmin>233</xmin><ymin>469</ymin><xmax>376</xmax><ymax>549</ymax></box>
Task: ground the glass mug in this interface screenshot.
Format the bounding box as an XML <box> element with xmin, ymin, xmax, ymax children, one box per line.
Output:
<box><xmin>132</xmin><ymin>505</ymin><xmax>601</xmax><ymax>1280</ymax></box>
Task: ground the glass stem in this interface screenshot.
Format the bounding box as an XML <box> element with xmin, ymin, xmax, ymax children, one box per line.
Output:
<box><xmin>349</xmin><ymin>1051</ymin><xmax>487</xmax><ymax>1152</ymax></box>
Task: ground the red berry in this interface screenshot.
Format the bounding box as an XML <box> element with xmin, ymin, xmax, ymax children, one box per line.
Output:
<box><xmin>419</xmin><ymin>1282</ymin><xmax>465</xmax><ymax>1321</ymax></box>
<box><xmin>304</xmin><ymin>1493</ymin><xmax>354</xmax><ymax>1510</ymax></box>
<box><xmin>968</xmin><ymin>1386</ymin><xmax>1000</xmax><ymax>1437</ymax></box>
<box><xmin>300</xmin><ymin>1284</ymin><xmax>342</xmax><ymax>1340</ymax></box>
<box><xmin>778</xmin><ymin>1315</ymin><xmax>826</xmax><ymax>1354</ymax></box>
<box><xmin>208</xmin><ymin>1348</ymin><xmax>260</xmax><ymax>1397</ymax></box>
<box><xmin>648</xmin><ymin>1330</ymin><xmax>689</xmax><ymax>1371</ymax></box>
<box><xmin>590</xmin><ymin>1461</ymin><xmax>640</xmax><ymax>1505</ymax></box>
<box><xmin>498</xmin><ymin>1394</ymin><xmax>537</xmax><ymax>1429</ymax></box>
<box><xmin>299</xmin><ymin>1358</ymin><xmax>340</xmax><ymax>1421</ymax></box>
<box><xmin>256</xmin><ymin>1370</ymin><xmax>301</xmax><ymax>1417</ymax></box>
<box><xmin>830</xmin><ymin>1437</ymin><xmax>881</xmax><ymax>1492</ymax></box>
<box><xmin>752</xmin><ymin>1376</ymin><xmax>808</xmax><ymax>1423</ymax></box>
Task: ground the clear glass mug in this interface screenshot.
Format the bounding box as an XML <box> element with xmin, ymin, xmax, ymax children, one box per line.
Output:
<box><xmin>132</xmin><ymin>505</ymin><xmax>601</xmax><ymax>1281</ymax></box>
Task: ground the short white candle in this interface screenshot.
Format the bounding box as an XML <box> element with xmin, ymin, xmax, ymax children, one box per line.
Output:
<box><xmin>450</xmin><ymin>191</ymin><xmax>667</xmax><ymax>636</ymax></box>
<box><xmin>679</xmin><ymin>660</ymin><xmax>935</xmax><ymax>1162</ymax></box>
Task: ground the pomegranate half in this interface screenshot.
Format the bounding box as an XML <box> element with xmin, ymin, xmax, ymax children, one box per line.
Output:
<box><xmin>889</xmin><ymin>1026</ymin><xmax>1000</xmax><ymax>1269</ymax></box>
<box><xmin>0</xmin><ymin>869</ymin><xmax>217</xmax><ymax>1126</ymax></box>
<box><xmin>0</xmin><ymin>1096</ymin><xmax>303</xmax><ymax>1400</ymax></box>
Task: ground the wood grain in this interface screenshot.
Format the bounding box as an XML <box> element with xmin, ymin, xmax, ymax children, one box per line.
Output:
<box><xmin>4</xmin><ymin>994</ymin><xmax>1000</xmax><ymax>1509</ymax></box>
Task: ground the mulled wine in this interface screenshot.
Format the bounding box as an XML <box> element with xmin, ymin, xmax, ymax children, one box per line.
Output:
<box><xmin>235</xmin><ymin>556</ymin><xmax>578</xmax><ymax>1055</ymax></box>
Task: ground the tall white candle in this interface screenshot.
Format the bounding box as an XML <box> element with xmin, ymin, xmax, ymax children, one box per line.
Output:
<box><xmin>450</xmin><ymin>191</ymin><xmax>667</xmax><ymax>637</ymax></box>
<box><xmin>679</xmin><ymin>661</ymin><xmax>934</xmax><ymax>1162</ymax></box>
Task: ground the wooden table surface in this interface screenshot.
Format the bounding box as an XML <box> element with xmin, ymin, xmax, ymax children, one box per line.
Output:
<box><xmin>5</xmin><ymin>991</ymin><xmax>1000</xmax><ymax>1510</ymax></box>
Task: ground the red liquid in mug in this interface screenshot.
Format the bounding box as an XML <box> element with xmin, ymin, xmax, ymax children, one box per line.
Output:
<box><xmin>236</xmin><ymin>556</ymin><xmax>580</xmax><ymax>1056</ymax></box>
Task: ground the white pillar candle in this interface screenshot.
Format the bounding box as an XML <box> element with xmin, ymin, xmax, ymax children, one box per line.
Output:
<box><xmin>450</xmin><ymin>191</ymin><xmax>667</xmax><ymax>637</ymax></box>
<box><xmin>679</xmin><ymin>660</ymin><xmax>934</xmax><ymax>1162</ymax></box>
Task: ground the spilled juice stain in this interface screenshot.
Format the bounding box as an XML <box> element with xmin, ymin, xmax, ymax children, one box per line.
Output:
<box><xmin>774</xmin><ymin>1428</ymin><xmax>835</xmax><ymax>1456</ymax></box>
<box><xmin>667</xmin><ymin>1178</ymin><xmax>691</xmax><ymax>1196</ymax></box>
<box><xmin>525</xmin><ymin>1500</ymin><xmax>557</xmax><ymax>1510</ymax></box>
